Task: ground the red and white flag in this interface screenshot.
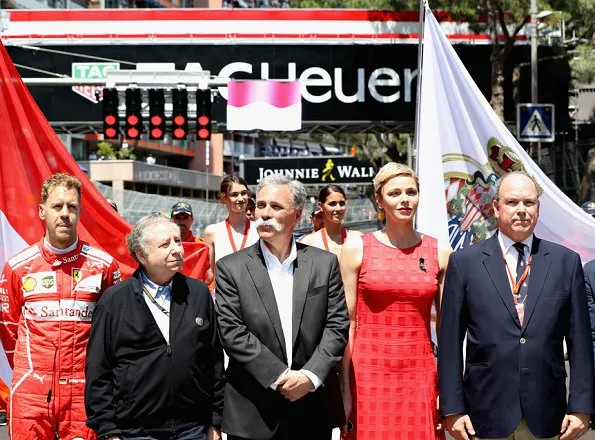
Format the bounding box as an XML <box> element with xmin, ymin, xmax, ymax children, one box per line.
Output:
<box><xmin>226</xmin><ymin>80</ymin><xmax>302</xmax><ymax>131</ymax></box>
<box><xmin>0</xmin><ymin>40</ymin><xmax>210</xmax><ymax>403</ymax></box>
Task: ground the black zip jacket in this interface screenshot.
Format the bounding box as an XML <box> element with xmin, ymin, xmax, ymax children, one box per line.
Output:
<box><xmin>85</xmin><ymin>269</ymin><xmax>224</xmax><ymax>438</ymax></box>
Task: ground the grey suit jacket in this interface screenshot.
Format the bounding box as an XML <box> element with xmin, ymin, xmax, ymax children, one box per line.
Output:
<box><xmin>215</xmin><ymin>240</ymin><xmax>349</xmax><ymax>439</ymax></box>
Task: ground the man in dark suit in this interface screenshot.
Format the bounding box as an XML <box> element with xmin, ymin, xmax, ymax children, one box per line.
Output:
<box><xmin>85</xmin><ymin>215</ymin><xmax>224</xmax><ymax>440</ymax></box>
<box><xmin>215</xmin><ymin>174</ymin><xmax>349</xmax><ymax>440</ymax></box>
<box><xmin>439</xmin><ymin>172</ymin><xmax>593</xmax><ymax>440</ymax></box>
<box><xmin>586</xmin><ymin>259</ymin><xmax>595</xmax><ymax>373</ymax></box>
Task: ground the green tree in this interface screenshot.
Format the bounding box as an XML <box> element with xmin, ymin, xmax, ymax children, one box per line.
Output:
<box><xmin>96</xmin><ymin>141</ymin><xmax>117</xmax><ymax>160</ymax></box>
<box><xmin>570</xmin><ymin>44</ymin><xmax>595</xmax><ymax>84</ymax></box>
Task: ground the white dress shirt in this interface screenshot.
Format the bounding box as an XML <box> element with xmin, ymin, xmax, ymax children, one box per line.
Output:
<box><xmin>497</xmin><ymin>232</ymin><xmax>533</xmax><ymax>290</ymax></box>
<box><xmin>141</xmin><ymin>272</ymin><xmax>172</xmax><ymax>343</ymax></box>
<box><xmin>260</xmin><ymin>240</ymin><xmax>322</xmax><ymax>391</ymax></box>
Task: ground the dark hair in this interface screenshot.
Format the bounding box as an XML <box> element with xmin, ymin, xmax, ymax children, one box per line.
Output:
<box><xmin>219</xmin><ymin>175</ymin><xmax>249</xmax><ymax>201</ymax></box>
<box><xmin>318</xmin><ymin>184</ymin><xmax>346</xmax><ymax>203</ymax></box>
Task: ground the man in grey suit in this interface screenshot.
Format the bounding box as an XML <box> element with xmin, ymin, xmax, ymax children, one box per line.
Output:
<box><xmin>215</xmin><ymin>174</ymin><xmax>349</xmax><ymax>440</ymax></box>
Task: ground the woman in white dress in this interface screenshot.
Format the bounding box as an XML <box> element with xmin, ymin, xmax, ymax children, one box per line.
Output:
<box><xmin>204</xmin><ymin>175</ymin><xmax>260</xmax><ymax>285</ymax></box>
<box><xmin>299</xmin><ymin>184</ymin><xmax>362</xmax><ymax>259</ymax></box>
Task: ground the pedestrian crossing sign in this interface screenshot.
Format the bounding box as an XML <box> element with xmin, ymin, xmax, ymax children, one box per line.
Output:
<box><xmin>517</xmin><ymin>104</ymin><xmax>555</xmax><ymax>142</ymax></box>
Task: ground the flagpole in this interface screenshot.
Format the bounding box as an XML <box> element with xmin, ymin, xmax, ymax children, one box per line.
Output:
<box><xmin>413</xmin><ymin>0</ymin><xmax>427</xmax><ymax>174</ymax></box>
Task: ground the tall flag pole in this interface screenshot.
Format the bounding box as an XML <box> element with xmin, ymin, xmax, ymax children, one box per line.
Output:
<box><xmin>413</xmin><ymin>0</ymin><xmax>427</xmax><ymax>173</ymax></box>
<box><xmin>416</xmin><ymin>2</ymin><xmax>450</xmax><ymax>246</ymax></box>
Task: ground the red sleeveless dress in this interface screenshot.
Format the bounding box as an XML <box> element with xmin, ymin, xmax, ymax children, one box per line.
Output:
<box><xmin>351</xmin><ymin>233</ymin><xmax>443</xmax><ymax>440</ymax></box>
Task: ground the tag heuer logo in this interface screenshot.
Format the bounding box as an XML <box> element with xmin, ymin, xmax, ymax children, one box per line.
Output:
<box><xmin>41</xmin><ymin>276</ymin><xmax>55</xmax><ymax>289</ymax></box>
<box><xmin>71</xmin><ymin>62</ymin><xmax>120</xmax><ymax>104</ymax></box>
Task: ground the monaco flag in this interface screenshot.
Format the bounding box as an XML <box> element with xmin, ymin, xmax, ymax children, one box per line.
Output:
<box><xmin>416</xmin><ymin>5</ymin><xmax>595</xmax><ymax>262</ymax></box>
<box><xmin>226</xmin><ymin>80</ymin><xmax>302</xmax><ymax>131</ymax></box>
<box><xmin>0</xmin><ymin>39</ymin><xmax>209</xmax><ymax>403</ymax></box>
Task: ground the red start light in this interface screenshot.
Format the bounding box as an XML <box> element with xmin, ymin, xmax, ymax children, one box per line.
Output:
<box><xmin>198</xmin><ymin>128</ymin><xmax>210</xmax><ymax>139</ymax></box>
<box><xmin>198</xmin><ymin>116</ymin><xmax>210</xmax><ymax>125</ymax></box>
<box><xmin>127</xmin><ymin>128</ymin><xmax>139</xmax><ymax>138</ymax></box>
<box><xmin>151</xmin><ymin>128</ymin><xmax>163</xmax><ymax>138</ymax></box>
<box><xmin>173</xmin><ymin>128</ymin><xmax>186</xmax><ymax>139</ymax></box>
<box><xmin>127</xmin><ymin>115</ymin><xmax>139</xmax><ymax>125</ymax></box>
<box><xmin>151</xmin><ymin>115</ymin><xmax>163</xmax><ymax>125</ymax></box>
<box><xmin>105</xmin><ymin>115</ymin><xmax>116</xmax><ymax>125</ymax></box>
<box><xmin>174</xmin><ymin>115</ymin><xmax>186</xmax><ymax>126</ymax></box>
<box><xmin>105</xmin><ymin>128</ymin><xmax>117</xmax><ymax>138</ymax></box>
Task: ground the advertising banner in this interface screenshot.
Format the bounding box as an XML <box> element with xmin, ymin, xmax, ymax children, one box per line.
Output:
<box><xmin>242</xmin><ymin>156</ymin><xmax>376</xmax><ymax>186</ymax></box>
<box><xmin>6</xmin><ymin>44</ymin><xmax>570</xmax><ymax>128</ymax></box>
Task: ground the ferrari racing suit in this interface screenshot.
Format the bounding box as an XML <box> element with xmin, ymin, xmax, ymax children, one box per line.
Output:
<box><xmin>0</xmin><ymin>238</ymin><xmax>120</xmax><ymax>440</ymax></box>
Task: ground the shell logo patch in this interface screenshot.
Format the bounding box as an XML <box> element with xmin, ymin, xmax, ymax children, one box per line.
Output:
<box><xmin>22</xmin><ymin>277</ymin><xmax>37</xmax><ymax>292</ymax></box>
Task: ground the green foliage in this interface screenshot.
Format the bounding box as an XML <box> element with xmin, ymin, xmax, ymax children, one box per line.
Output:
<box><xmin>550</xmin><ymin>0</ymin><xmax>595</xmax><ymax>41</ymax></box>
<box><xmin>570</xmin><ymin>44</ymin><xmax>595</xmax><ymax>84</ymax></box>
<box><xmin>96</xmin><ymin>141</ymin><xmax>116</xmax><ymax>159</ymax></box>
<box><xmin>332</xmin><ymin>132</ymin><xmax>409</xmax><ymax>170</ymax></box>
<box><xmin>96</xmin><ymin>141</ymin><xmax>136</xmax><ymax>160</ymax></box>
<box><xmin>117</xmin><ymin>146</ymin><xmax>136</xmax><ymax>160</ymax></box>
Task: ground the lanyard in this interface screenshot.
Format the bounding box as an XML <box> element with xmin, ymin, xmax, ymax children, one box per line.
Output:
<box><xmin>321</xmin><ymin>227</ymin><xmax>347</xmax><ymax>253</ymax></box>
<box><xmin>503</xmin><ymin>253</ymin><xmax>533</xmax><ymax>304</ymax></box>
<box><xmin>226</xmin><ymin>218</ymin><xmax>251</xmax><ymax>253</ymax></box>
<box><xmin>142</xmin><ymin>284</ymin><xmax>169</xmax><ymax>317</ymax></box>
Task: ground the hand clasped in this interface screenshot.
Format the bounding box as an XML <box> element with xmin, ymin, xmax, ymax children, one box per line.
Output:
<box><xmin>275</xmin><ymin>370</ymin><xmax>313</xmax><ymax>402</ymax></box>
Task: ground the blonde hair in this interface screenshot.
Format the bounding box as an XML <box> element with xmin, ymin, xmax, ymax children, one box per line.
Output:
<box><xmin>373</xmin><ymin>163</ymin><xmax>419</xmax><ymax>195</ymax></box>
<box><xmin>41</xmin><ymin>173</ymin><xmax>82</xmax><ymax>204</ymax></box>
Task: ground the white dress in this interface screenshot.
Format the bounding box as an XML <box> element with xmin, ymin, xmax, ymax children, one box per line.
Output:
<box><xmin>213</xmin><ymin>219</ymin><xmax>260</xmax><ymax>262</ymax></box>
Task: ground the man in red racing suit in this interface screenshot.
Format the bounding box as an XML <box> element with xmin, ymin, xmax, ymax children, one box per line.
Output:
<box><xmin>0</xmin><ymin>173</ymin><xmax>120</xmax><ymax>440</ymax></box>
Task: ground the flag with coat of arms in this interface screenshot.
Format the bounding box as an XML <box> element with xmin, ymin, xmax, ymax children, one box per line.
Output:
<box><xmin>416</xmin><ymin>5</ymin><xmax>595</xmax><ymax>263</ymax></box>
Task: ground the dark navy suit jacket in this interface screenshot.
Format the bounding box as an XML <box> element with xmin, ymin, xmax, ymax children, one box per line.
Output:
<box><xmin>438</xmin><ymin>233</ymin><xmax>593</xmax><ymax>438</ymax></box>
<box><xmin>584</xmin><ymin>259</ymin><xmax>595</xmax><ymax>372</ymax></box>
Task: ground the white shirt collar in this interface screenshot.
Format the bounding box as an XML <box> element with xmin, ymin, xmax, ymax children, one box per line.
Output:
<box><xmin>260</xmin><ymin>239</ymin><xmax>297</xmax><ymax>270</ymax></box>
<box><xmin>498</xmin><ymin>231</ymin><xmax>533</xmax><ymax>256</ymax></box>
<box><xmin>44</xmin><ymin>237</ymin><xmax>78</xmax><ymax>255</ymax></box>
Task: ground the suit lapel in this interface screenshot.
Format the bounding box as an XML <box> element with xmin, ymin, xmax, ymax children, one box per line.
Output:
<box><xmin>246</xmin><ymin>243</ymin><xmax>287</xmax><ymax>361</ymax></box>
<box><xmin>520</xmin><ymin>237</ymin><xmax>550</xmax><ymax>332</ymax></box>
<box><xmin>292</xmin><ymin>243</ymin><xmax>313</xmax><ymax>349</ymax></box>
<box><xmin>482</xmin><ymin>234</ymin><xmax>522</xmax><ymax>329</ymax></box>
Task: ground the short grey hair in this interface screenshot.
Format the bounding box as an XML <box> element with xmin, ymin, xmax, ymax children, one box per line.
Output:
<box><xmin>494</xmin><ymin>171</ymin><xmax>539</xmax><ymax>200</ymax></box>
<box><xmin>256</xmin><ymin>174</ymin><xmax>307</xmax><ymax>212</ymax></box>
<box><xmin>127</xmin><ymin>214</ymin><xmax>180</xmax><ymax>264</ymax></box>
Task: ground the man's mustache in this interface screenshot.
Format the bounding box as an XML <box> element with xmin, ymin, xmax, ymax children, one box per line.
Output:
<box><xmin>254</xmin><ymin>218</ymin><xmax>282</xmax><ymax>232</ymax></box>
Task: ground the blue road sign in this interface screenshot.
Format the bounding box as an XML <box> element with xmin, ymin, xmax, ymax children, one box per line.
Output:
<box><xmin>517</xmin><ymin>104</ymin><xmax>555</xmax><ymax>142</ymax></box>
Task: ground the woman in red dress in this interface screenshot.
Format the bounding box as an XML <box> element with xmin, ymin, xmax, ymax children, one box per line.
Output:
<box><xmin>340</xmin><ymin>163</ymin><xmax>451</xmax><ymax>440</ymax></box>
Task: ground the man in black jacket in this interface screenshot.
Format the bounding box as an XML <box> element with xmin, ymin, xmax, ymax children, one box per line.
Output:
<box><xmin>85</xmin><ymin>214</ymin><xmax>224</xmax><ymax>440</ymax></box>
